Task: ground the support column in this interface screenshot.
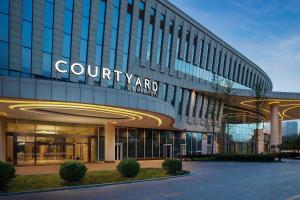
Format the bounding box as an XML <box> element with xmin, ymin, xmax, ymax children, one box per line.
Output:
<box><xmin>0</xmin><ymin>118</ymin><xmax>5</xmax><ymax>161</ymax></box>
<box><xmin>202</xmin><ymin>133</ymin><xmax>207</xmax><ymax>154</ymax></box>
<box><xmin>278</xmin><ymin>120</ymin><xmax>282</xmax><ymax>145</ymax></box>
<box><xmin>270</xmin><ymin>105</ymin><xmax>280</xmax><ymax>152</ymax></box>
<box><xmin>104</xmin><ymin>123</ymin><xmax>115</xmax><ymax>162</ymax></box>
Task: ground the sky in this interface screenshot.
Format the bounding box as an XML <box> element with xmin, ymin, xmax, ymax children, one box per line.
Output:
<box><xmin>170</xmin><ymin>0</ymin><xmax>300</xmax><ymax>93</ymax></box>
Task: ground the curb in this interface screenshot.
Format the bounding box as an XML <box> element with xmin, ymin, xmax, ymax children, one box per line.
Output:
<box><xmin>0</xmin><ymin>171</ymin><xmax>193</xmax><ymax>197</ymax></box>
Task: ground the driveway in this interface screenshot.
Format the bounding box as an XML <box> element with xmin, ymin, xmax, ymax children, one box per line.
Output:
<box><xmin>3</xmin><ymin>160</ymin><xmax>300</xmax><ymax>200</ymax></box>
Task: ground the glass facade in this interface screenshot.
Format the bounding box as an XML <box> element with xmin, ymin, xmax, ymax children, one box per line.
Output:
<box><xmin>42</xmin><ymin>0</ymin><xmax>54</xmax><ymax>77</ymax></box>
<box><xmin>222</xmin><ymin>123</ymin><xmax>265</xmax><ymax>154</ymax></box>
<box><xmin>115</xmin><ymin>127</ymin><xmax>203</xmax><ymax>160</ymax></box>
<box><xmin>146</xmin><ymin>8</ymin><xmax>156</xmax><ymax>61</ymax></box>
<box><xmin>61</xmin><ymin>0</ymin><xmax>74</xmax><ymax>80</ymax></box>
<box><xmin>108</xmin><ymin>0</ymin><xmax>120</xmax><ymax>87</ymax></box>
<box><xmin>135</xmin><ymin>1</ymin><xmax>145</xmax><ymax>58</ymax></box>
<box><xmin>156</xmin><ymin>14</ymin><xmax>165</xmax><ymax>65</ymax></box>
<box><xmin>0</xmin><ymin>0</ymin><xmax>9</xmax><ymax>74</ymax></box>
<box><xmin>166</xmin><ymin>20</ymin><xmax>174</xmax><ymax>68</ymax></box>
<box><xmin>21</xmin><ymin>0</ymin><xmax>33</xmax><ymax>76</ymax></box>
<box><xmin>5</xmin><ymin>119</ymin><xmax>104</xmax><ymax>165</ymax></box>
<box><xmin>94</xmin><ymin>0</ymin><xmax>106</xmax><ymax>86</ymax></box>
<box><xmin>120</xmin><ymin>0</ymin><xmax>133</xmax><ymax>89</ymax></box>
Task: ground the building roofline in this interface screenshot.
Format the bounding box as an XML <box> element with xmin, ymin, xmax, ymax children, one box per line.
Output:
<box><xmin>160</xmin><ymin>0</ymin><xmax>273</xmax><ymax>89</ymax></box>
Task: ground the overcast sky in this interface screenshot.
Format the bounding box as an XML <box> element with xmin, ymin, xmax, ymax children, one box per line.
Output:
<box><xmin>170</xmin><ymin>0</ymin><xmax>300</xmax><ymax>93</ymax></box>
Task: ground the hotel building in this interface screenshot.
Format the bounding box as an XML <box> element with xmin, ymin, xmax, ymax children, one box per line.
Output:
<box><xmin>1</xmin><ymin>0</ymin><xmax>300</xmax><ymax>165</ymax></box>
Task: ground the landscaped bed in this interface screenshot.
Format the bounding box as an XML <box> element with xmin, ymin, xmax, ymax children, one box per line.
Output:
<box><xmin>2</xmin><ymin>168</ymin><xmax>171</xmax><ymax>193</ymax></box>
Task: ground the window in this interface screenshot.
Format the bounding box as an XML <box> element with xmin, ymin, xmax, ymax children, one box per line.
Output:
<box><xmin>158</xmin><ymin>83</ymin><xmax>167</xmax><ymax>101</ymax></box>
<box><xmin>185</xmin><ymin>90</ymin><xmax>191</xmax><ymax>116</ymax></box>
<box><xmin>108</xmin><ymin>0</ymin><xmax>120</xmax><ymax>87</ymax></box>
<box><xmin>178</xmin><ymin>88</ymin><xmax>183</xmax><ymax>115</ymax></box>
<box><xmin>199</xmin><ymin>94</ymin><xmax>204</xmax><ymax>118</ymax></box>
<box><xmin>227</xmin><ymin>57</ymin><xmax>232</xmax><ymax>79</ymax></box>
<box><xmin>135</xmin><ymin>1</ymin><xmax>145</xmax><ymax>58</ymax></box>
<box><xmin>77</xmin><ymin>0</ymin><xmax>91</xmax><ymax>83</ymax></box>
<box><xmin>0</xmin><ymin>41</ymin><xmax>8</xmax><ymax>69</ymax></box>
<box><xmin>217</xmin><ymin>50</ymin><xmax>222</xmax><ymax>75</ymax></box>
<box><xmin>42</xmin><ymin>0</ymin><xmax>54</xmax><ymax>78</ymax></box>
<box><xmin>191</xmin><ymin>35</ymin><xmax>197</xmax><ymax>65</ymax></box>
<box><xmin>0</xmin><ymin>0</ymin><xmax>9</xmax><ymax>70</ymax></box>
<box><xmin>166</xmin><ymin>20</ymin><xmax>174</xmax><ymax>68</ymax></box>
<box><xmin>94</xmin><ymin>0</ymin><xmax>106</xmax><ymax>85</ymax></box>
<box><xmin>0</xmin><ymin>13</ymin><xmax>8</xmax><ymax>42</ymax></box>
<box><xmin>222</xmin><ymin>54</ymin><xmax>227</xmax><ymax>77</ymax></box>
<box><xmin>146</xmin><ymin>8</ymin><xmax>155</xmax><ymax>61</ymax></box>
<box><xmin>156</xmin><ymin>14</ymin><xmax>165</xmax><ymax>65</ymax></box>
<box><xmin>198</xmin><ymin>39</ymin><xmax>204</xmax><ymax>68</ymax></box>
<box><xmin>21</xmin><ymin>0</ymin><xmax>33</xmax><ymax>76</ymax></box>
<box><xmin>211</xmin><ymin>47</ymin><xmax>216</xmax><ymax>72</ymax></box>
<box><xmin>120</xmin><ymin>0</ymin><xmax>133</xmax><ymax>89</ymax></box>
<box><xmin>175</xmin><ymin>25</ymin><xmax>182</xmax><ymax>70</ymax></box>
<box><xmin>205</xmin><ymin>97</ymin><xmax>211</xmax><ymax>119</ymax></box>
<box><xmin>192</xmin><ymin>93</ymin><xmax>198</xmax><ymax>117</ymax></box>
<box><xmin>22</xmin><ymin>21</ymin><xmax>32</xmax><ymax>48</ymax></box>
<box><xmin>205</xmin><ymin>43</ymin><xmax>210</xmax><ymax>70</ymax></box>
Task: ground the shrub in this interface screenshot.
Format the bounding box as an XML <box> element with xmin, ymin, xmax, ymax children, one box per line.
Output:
<box><xmin>0</xmin><ymin>161</ymin><xmax>16</xmax><ymax>189</ymax></box>
<box><xmin>162</xmin><ymin>158</ymin><xmax>182</xmax><ymax>175</ymax></box>
<box><xmin>117</xmin><ymin>159</ymin><xmax>140</xmax><ymax>178</ymax></box>
<box><xmin>59</xmin><ymin>161</ymin><xmax>87</xmax><ymax>182</ymax></box>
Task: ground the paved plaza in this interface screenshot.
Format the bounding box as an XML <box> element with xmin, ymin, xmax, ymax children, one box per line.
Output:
<box><xmin>3</xmin><ymin>160</ymin><xmax>300</xmax><ymax>200</ymax></box>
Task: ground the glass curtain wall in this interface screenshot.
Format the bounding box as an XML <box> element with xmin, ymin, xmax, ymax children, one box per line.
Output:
<box><xmin>5</xmin><ymin>119</ymin><xmax>104</xmax><ymax>165</ymax></box>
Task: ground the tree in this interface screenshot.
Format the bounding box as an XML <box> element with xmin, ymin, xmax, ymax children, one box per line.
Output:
<box><xmin>220</xmin><ymin>79</ymin><xmax>234</xmax><ymax>154</ymax></box>
<box><xmin>205</xmin><ymin>74</ymin><xmax>222</xmax><ymax>154</ymax></box>
<box><xmin>254</xmin><ymin>83</ymin><xmax>267</xmax><ymax>153</ymax></box>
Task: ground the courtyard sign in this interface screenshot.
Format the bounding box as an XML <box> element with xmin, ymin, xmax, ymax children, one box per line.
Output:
<box><xmin>55</xmin><ymin>60</ymin><xmax>158</xmax><ymax>97</ymax></box>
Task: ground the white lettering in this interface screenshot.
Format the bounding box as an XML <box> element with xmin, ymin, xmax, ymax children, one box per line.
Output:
<box><xmin>126</xmin><ymin>73</ymin><xmax>133</xmax><ymax>84</ymax></box>
<box><xmin>71</xmin><ymin>63</ymin><xmax>84</xmax><ymax>75</ymax></box>
<box><xmin>55</xmin><ymin>60</ymin><xmax>68</xmax><ymax>73</ymax></box>
<box><xmin>135</xmin><ymin>77</ymin><xmax>142</xmax><ymax>87</ymax></box>
<box><xmin>144</xmin><ymin>79</ymin><xmax>150</xmax><ymax>89</ymax></box>
<box><xmin>102</xmin><ymin>67</ymin><xmax>111</xmax><ymax>80</ymax></box>
<box><xmin>87</xmin><ymin>65</ymin><xmax>99</xmax><ymax>78</ymax></box>
<box><xmin>114</xmin><ymin>70</ymin><xmax>122</xmax><ymax>82</ymax></box>
<box><xmin>152</xmin><ymin>81</ymin><xmax>158</xmax><ymax>92</ymax></box>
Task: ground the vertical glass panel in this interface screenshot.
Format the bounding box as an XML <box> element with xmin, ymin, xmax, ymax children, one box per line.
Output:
<box><xmin>80</xmin><ymin>40</ymin><xmax>88</xmax><ymax>62</ymax></box>
<box><xmin>0</xmin><ymin>13</ymin><xmax>8</xmax><ymax>42</ymax></box>
<box><xmin>128</xmin><ymin>128</ymin><xmax>136</xmax><ymax>158</ymax></box>
<box><xmin>145</xmin><ymin>129</ymin><xmax>152</xmax><ymax>158</ymax></box>
<box><xmin>64</xmin><ymin>10</ymin><xmax>72</xmax><ymax>34</ymax></box>
<box><xmin>65</xmin><ymin>0</ymin><xmax>73</xmax><ymax>11</ymax></box>
<box><xmin>23</xmin><ymin>0</ymin><xmax>32</xmax><ymax>21</ymax></box>
<box><xmin>0</xmin><ymin>0</ymin><xmax>9</xmax><ymax>14</ymax></box>
<box><xmin>63</xmin><ymin>34</ymin><xmax>71</xmax><ymax>57</ymax></box>
<box><xmin>22</xmin><ymin>21</ymin><xmax>32</xmax><ymax>48</ymax></box>
<box><xmin>81</xmin><ymin>17</ymin><xmax>89</xmax><ymax>39</ymax></box>
<box><xmin>160</xmin><ymin>131</ymin><xmax>166</xmax><ymax>157</ymax></box>
<box><xmin>137</xmin><ymin>129</ymin><xmax>144</xmax><ymax>158</ymax></box>
<box><xmin>119</xmin><ymin>128</ymin><xmax>127</xmax><ymax>159</ymax></box>
<box><xmin>21</xmin><ymin>47</ymin><xmax>31</xmax><ymax>73</ymax></box>
<box><xmin>43</xmin><ymin>28</ymin><xmax>53</xmax><ymax>53</ymax></box>
<box><xmin>44</xmin><ymin>2</ymin><xmax>54</xmax><ymax>28</ymax></box>
<box><xmin>42</xmin><ymin>52</ymin><xmax>52</xmax><ymax>77</ymax></box>
<box><xmin>0</xmin><ymin>41</ymin><xmax>8</xmax><ymax>69</ymax></box>
<box><xmin>83</xmin><ymin>0</ymin><xmax>91</xmax><ymax>17</ymax></box>
<box><xmin>153</xmin><ymin>130</ymin><xmax>159</xmax><ymax>157</ymax></box>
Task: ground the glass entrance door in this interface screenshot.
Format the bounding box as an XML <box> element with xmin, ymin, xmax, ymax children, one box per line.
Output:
<box><xmin>115</xmin><ymin>143</ymin><xmax>123</xmax><ymax>160</ymax></box>
<box><xmin>164</xmin><ymin>144</ymin><xmax>172</xmax><ymax>158</ymax></box>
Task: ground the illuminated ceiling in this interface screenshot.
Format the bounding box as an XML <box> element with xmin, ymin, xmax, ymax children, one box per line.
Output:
<box><xmin>0</xmin><ymin>98</ymin><xmax>174</xmax><ymax>129</ymax></box>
